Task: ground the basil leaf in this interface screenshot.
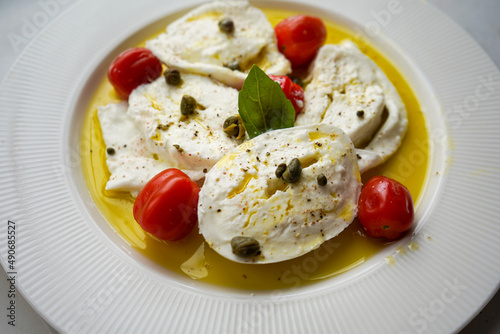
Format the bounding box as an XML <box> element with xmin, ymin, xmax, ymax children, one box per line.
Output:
<box><xmin>238</xmin><ymin>65</ymin><xmax>295</xmax><ymax>138</ymax></box>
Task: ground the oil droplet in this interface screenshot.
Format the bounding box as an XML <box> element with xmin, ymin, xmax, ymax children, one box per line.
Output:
<box><xmin>384</xmin><ymin>255</ymin><xmax>396</xmax><ymax>265</ymax></box>
<box><xmin>181</xmin><ymin>243</ymin><xmax>208</xmax><ymax>279</ymax></box>
<box><xmin>408</xmin><ymin>242</ymin><xmax>419</xmax><ymax>252</ymax></box>
<box><xmin>395</xmin><ymin>245</ymin><xmax>406</xmax><ymax>255</ymax></box>
<box><xmin>228</xmin><ymin>173</ymin><xmax>257</xmax><ymax>199</ymax></box>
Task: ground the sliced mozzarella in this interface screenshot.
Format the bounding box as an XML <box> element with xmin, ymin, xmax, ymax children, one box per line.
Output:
<box><xmin>127</xmin><ymin>73</ymin><xmax>244</xmax><ymax>176</ymax></box>
<box><xmin>296</xmin><ymin>41</ymin><xmax>408</xmax><ymax>167</ymax></box>
<box><xmin>198</xmin><ymin>123</ymin><xmax>362</xmax><ymax>264</ymax></box>
<box><xmin>355</xmin><ymin>148</ymin><xmax>383</xmax><ymax>174</ymax></box>
<box><xmin>97</xmin><ymin>102</ymin><xmax>204</xmax><ymax>196</ymax></box>
<box><xmin>146</xmin><ymin>0</ymin><xmax>291</xmax><ymax>89</ymax></box>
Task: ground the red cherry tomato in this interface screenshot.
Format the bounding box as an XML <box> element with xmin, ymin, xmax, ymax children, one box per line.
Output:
<box><xmin>268</xmin><ymin>75</ymin><xmax>304</xmax><ymax>117</ymax></box>
<box><xmin>275</xmin><ymin>15</ymin><xmax>327</xmax><ymax>68</ymax></box>
<box><xmin>133</xmin><ymin>168</ymin><xmax>200</xmax><ymax>241</ymax></box>
<box><xmin>108</xmin><ymin>47</ymin><xmax>162</xmax><ymax>99</ymax></box>
<box><xmin>358</xmin><ymin>176</ymin><xmax>414</xmax><ymax>240</ymax></box>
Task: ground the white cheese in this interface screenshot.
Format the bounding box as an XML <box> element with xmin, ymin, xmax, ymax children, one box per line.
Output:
<box><xmin>296</xmin><ymin>41</ymin><xmax>407</xmax><ymax>166</ymax></box>
<box><xmin>198</xmin><ymin>123</ymin><xmax>362</xmax><ymax>264</ymax></box>
<box><xmin>97</xmin><ymin>102</ymin><xmax>203</xmax><ymax>196</ymax></box>
<box><xmin>127</xmin><ymin>73</ymin><xmax>244</xmax><ymax>177</ymax></box>
<box><xmin>146</xmin><ymin>0</ymin><xmax>291</xmax><ymax>89</ymax></box>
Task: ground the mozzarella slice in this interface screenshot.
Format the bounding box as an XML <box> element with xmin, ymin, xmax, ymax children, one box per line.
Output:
<box><xmin>296</xmin><ymin>41</ymin><xmax>407</xmax><ymax>166</ymax></box>
<box><xmin>97</xmin><ymin>102</ymin><xmax>204</xmax><ymax>196</ymax></box>
<box><xmin>198</xmin><ymin>123</ymin><xmax>362</xmax><ymax>264</ymax></box>
<box><xmin>146</xmin><ymin>0</ymin><xmax>291</xmax><ymax>89</ymax></box>
<box><xmin>127</xmin><ymin>73</ymin><xmax>244</xmax><ymax>177</ymax></box>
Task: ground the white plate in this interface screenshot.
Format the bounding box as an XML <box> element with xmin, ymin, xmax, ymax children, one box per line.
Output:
<box><xmin>1</xmin><ymin>0</ymin><xmax>499</xmax><ymax>333</ymax></box>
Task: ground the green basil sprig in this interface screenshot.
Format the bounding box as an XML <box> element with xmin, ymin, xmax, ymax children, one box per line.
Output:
<box><xmin>238</xmin><ymin>65</ymin><xmax>295</xmax><ymax>138</ymax></box>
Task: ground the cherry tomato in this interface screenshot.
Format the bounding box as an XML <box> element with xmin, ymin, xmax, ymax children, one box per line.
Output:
<box><xmin>133</xmin><ymin>168</ymin><xmax>200</xmax><ymax>241</ymax></box>
<box><xmin>274</xmin><ymin>15</ymin><xmax>327</xmax><ymax>68</ymax></box>
<box><xmin>108</xmin><ymin>47</ymin><xmax>162</xmax><ymax>99</ymax></box>
<box><xmin>268</xmin><ymin>75</ymin><xmax>304</xmax><ymax>117</ymax></box>
<box><xmin>358</xmin><ymin>176</ymin><xmax>414</xmax><ymax>240</ymax></box>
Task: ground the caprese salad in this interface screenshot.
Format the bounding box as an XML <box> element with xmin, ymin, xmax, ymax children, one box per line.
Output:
<box><xmin>96</xmin><ymin>0</ymin><xmax>415</xmax><ymax>267</ymax></box>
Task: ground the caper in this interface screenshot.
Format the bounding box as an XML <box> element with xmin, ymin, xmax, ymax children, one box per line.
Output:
<box><xmin>291</xmin><ymin>77</ymin><xmax>304</xmax><ymax>88</ymax></box>
<box><xmin>173</xmin><ymin>144</ymin><xmax>184</xmax><ymax>153</ymax></box>
<box><xmin>282</xmin><ymin>158</ymin><xmax>302</xmax><ymax>183</ymax></box>
<box><xmin>236</xmin><ymin>123</ymin><xmax>245</xmax><ymax>139</ymax></box>
<box><xmin>218</xmin><ymin>18</ymin><xmax>234</xmax><ymax>34</ymax></box>
<box><xmin>275</xmin><ymin>163</ymin><xmax>287</xmax><ymax>178</ymax></box>
<box><xmin>225</xmin><ymin>61</ymin><xmax>241</xmax><ymax>71</ymax></box>
<box><xmin>317</xmin><ymin>174</ymin><xmax>327</xmax><ymax>186</ymax></box>
<box><xmin>231</xmin><ymin>236</ymin><xmax>260</xmax><ymax>257</ymax></box>
<box><xmin>180</xmin><ymin>95</ymin><xmax>197</xmax><ymax>116</ymax></box>
<box><xmin>223</xmin><ymin>116</ymin><xmax>240</xmax><ymax>136</ymax></box>
<box><xmin>223</xmin><ymin>115</ymin><xmax>245</xmax><ymax>139</ymax></box>
<box><xmin>106</xmin><ymin>147</ymin><xmax>115</xmax><ymax>155</ymax></box>
<box><xmin>164</xmin><ymin>68</ymin><xmax>181</xmax><ymax>86</ymax></box>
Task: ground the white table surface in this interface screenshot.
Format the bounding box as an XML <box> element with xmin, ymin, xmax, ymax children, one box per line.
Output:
<box><xmin>1</xmin><ymin>0</ymin><xmax>499</xmax><ymax>333</ymax></box>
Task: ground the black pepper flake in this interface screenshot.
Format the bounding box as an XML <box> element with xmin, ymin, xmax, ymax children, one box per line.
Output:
<box><xmin>315</xmin><ymin>142</ymin><xmax>322</xmax><ymax>147</ymax></box>
<box><xmin>203</xmin><ymin>168</ymin><xmax>208</xmax><ymax>173</ymax></box>
<box><xmin>246</xmin><ymin>149</ymin><xmax>251</xmax><ymax>153</ymax></box>
<box><xmin>266</xmin><ymin>152</ymin><xmax>270</xmax><ymax>156</ymax></box>
<box><xmin>256</xmin><ymin>156</ymin><xmax>260</xmax><ymax>162</ymax></box>
<box><xmin>217</xmin><ymin>209</ymin><xmax>221</xmax><ymax>212</ymax></box>
<box><xmin>106</xmin><ymin>147</ymin><xmax>115</xmax><ymax>155</ymax></box>
<box><xmin>357</xmin><ymin>154</ymin><xmax>361</xmax><ymax>160</ymax></box>
<box><xmin>356</xmin><ymin>110</ymin><xmax>365</xmax><ymax>118</ymax></box>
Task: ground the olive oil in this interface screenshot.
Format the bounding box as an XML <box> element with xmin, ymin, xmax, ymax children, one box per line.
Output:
<box><xmin>80</xmin><ymin>8</ymin><xmax>428</xmax><ymax>290</ymax></box>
